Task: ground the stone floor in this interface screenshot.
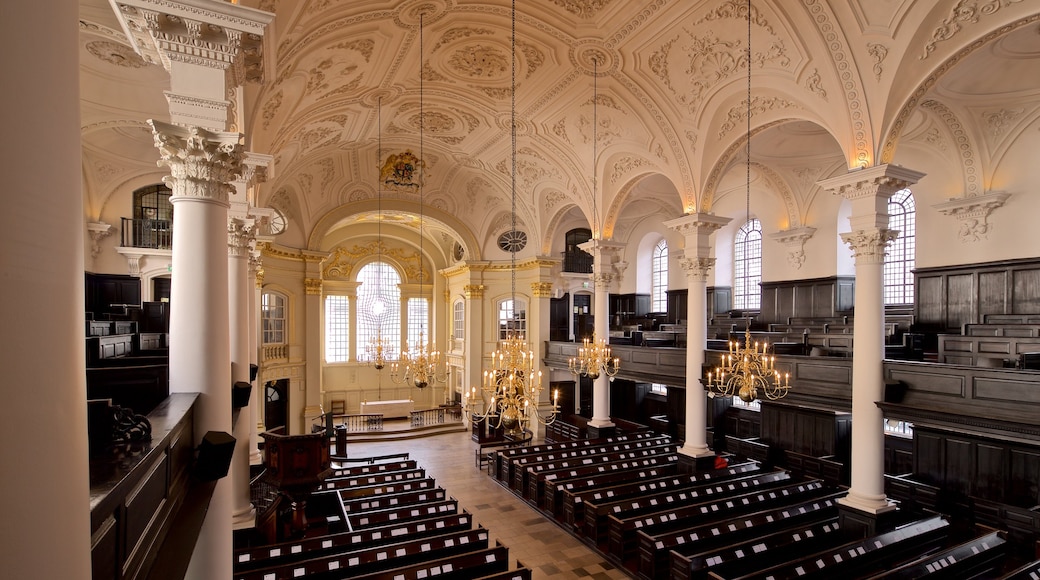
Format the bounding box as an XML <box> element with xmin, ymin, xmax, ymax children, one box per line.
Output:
<box><xmin>345</xmin><ymin>430</ymin><xmax>634</xmax><ymax>580</ymax></box>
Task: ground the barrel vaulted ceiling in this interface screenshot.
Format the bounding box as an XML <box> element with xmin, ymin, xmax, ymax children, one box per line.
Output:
<box><xmin>79</xmin><ymin>0</ymin><xmax>1040</xmax><ymax>264</ymax></box>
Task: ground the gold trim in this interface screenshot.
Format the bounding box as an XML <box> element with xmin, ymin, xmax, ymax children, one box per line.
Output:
<box><xmin>304</xmin><ymin>278</ymin><xmax>323</xmax><ymax>295</ymax></box>
<box><xmin>531</xmin><ymin>282</ymin><xmax>553</xmax><ymax>298</ymax></box>
<box><xmin>463</xmin><ymin>284</ymin><xmax>485</xmax><ymax>299</ymax></box>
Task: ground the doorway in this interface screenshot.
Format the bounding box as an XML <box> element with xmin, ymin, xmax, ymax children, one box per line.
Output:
<box><xmin>265</xmin><ymin>379</ymin><xmax>289</xmax><ymax>433</ymax></box>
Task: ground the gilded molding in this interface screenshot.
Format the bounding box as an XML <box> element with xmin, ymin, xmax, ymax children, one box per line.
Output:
<box><xmin>531</xmin><ymin>282</ymin><xmax>554</xmax><ymax>298</ymax></box>
<box><xmin>841</xmin><ymin>229</ymin><xmax>898</xmax><ymax>265</ymax></box>
<box><xmin>304</xmin><ymin>278</ymin><xmax>323</xmax><ymax>295</ymax></box>
<box><xmin>149</xmin><ymin>120</ymin><xmax>243</xmax><ymax>204</ymax></box>
<box><xmin>463</xmin><ymin>284</ymin><xmax>485</xmax><ymax>299</ymax></box>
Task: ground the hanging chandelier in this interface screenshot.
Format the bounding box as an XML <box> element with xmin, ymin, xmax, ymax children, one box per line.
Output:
<box><xmin>567</xmin><ymin>56</ymin><xmax>620</xmax><ymax>382</ymax></box>
<box><xmin>706</xmin><ymin>0</ymin><xmax>789</xmax><ymax>404</ymax></box>
<box><xmin>367</xmin><ymin>98</ymin><xmax>389</xmax><ymax>371</ymax></box>
<box><xmin>466</xmin><ymin>0</ymin><xmax>558</xmax><ymax>434</ymax></box>
<box><xmin>390</xmin><ymin>11</ymin><xmax>443</xmax><ymax>391</ymax></box>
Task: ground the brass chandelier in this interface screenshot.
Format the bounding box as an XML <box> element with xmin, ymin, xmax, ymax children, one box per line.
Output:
<box><xmin>389</xmin><ymin>11</ymin><xmax>443</xmax><ymax>391</ymax></box>
<box><xmin>567</xmin><ymin>56</ymin><xmax>620</xmax><ymax>382</ymax></box>
<box><xmin>466</xmin><ymin>0</ymin><xmax>558</xmax><ymax>434</ymax></box>
<box><xmin>706</xmin><ymin>0</ymin><xmax>789</xmax><ymax>404</ymax></box>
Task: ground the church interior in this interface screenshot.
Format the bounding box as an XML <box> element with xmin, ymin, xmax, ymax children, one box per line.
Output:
<box><xmin>4</xmin><ymin>0</ymin><xmax>1040</xmax><ymax>578</ymax></box>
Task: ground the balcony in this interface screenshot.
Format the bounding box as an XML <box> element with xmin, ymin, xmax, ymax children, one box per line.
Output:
<box><xmin>121</xmin><ymin>217</ymin><xmax>172</xmax><ymax>249</ymax></box>
<box><xmin>562</xmin><ymin>250</ymin><xmax>593</xmax><ymax>273</ymax></box>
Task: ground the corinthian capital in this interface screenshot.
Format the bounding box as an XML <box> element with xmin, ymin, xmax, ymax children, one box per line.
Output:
<box><xmin>679</xmin><ymin>256</ymin><xmax>715</xmax><ymax>282</ymax></box>
<box><xmin>841</xmin><ymin>229</ymin><xmax>898</xmax><ymax>265</ymax></box>
<box><xmin>149</xmin><ymin>120</ymin><xmax>244</xmax><ymax>204</ymax></box>
<box><xmin>228</xmin><ymin>218</ymin><xmax>253</xmax><ymax>258</ymax></box>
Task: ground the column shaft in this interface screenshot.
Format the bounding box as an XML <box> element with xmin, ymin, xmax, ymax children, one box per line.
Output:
<box><xmin>229</xmin><ymin>223</ymin><xmax>255</xmax><ymax>527</ymax></box>
<box><xmin>682</xmin><ymin>275</ymin><xmax>710</xmax><ymax>457</ymax></box>
<box><xmin>0</xmin><ymin>0</ymin><xmax>91</xmax><ymax>576</ymax></box>
<box><xmin>590</xmin><ymin>276</ymin><xmax>612</xmax><ymax>427</ymax></box>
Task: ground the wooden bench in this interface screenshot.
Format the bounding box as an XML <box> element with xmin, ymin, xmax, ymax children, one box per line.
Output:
<box><xmin>872</xmin><ymin>530</ymin><xmax>1006</xmax><ymax>579</ymax></box>
<box><xmin>561</xmin><ymin>462</ymin><xmax>760</xmax><ymax>535</ymax></box>
<box><xmin>590</xmin><ymin>470</ymin><xmax>792</xmax><ymax>550</ymax></box>
<box><xmin>475</xmin><ymin>431</ymin><xmax>531</xmax><ymax>471</ymax></box>
<box><xmin>552</xmin><ymin>462</ymin><xmax>680</xmax><ymax>524</ymax></box>
<box><xmin>329</xmin><ymin>459</ymin><xmax>416</xmax><ymax>479</ymax></box>
<box><xmin>511</xmin><ymin>436</ymin><xmax>674</xmax><ymax>496</ymax></box>
<box><xmin>937</xmin><ymin>333</ymin><xmax>1040</xmax><ymax>365</ymax></box>
<box><xmin>666</xmin><ymin>516</ymin><xmax>840</xmax><ymax>580</ymax></box>
<box><xmin>348</xmin><ymin>543</ymin><xmax>511</xmax><ymax>580</ymax></box>
<box><xmin>742</xmin><ymin>515</ymin><xmax>950</xmax><ymax>580</ymax></box>
<box><xmin>234</xmin><ymin>511</ymin><xmax>475</xmax><ymax>572</ymax></box>
<box><xmin>607</xmin><ymin>476</ymin><xmax>825</xmax><ymax>566</ymax></box>
<box><xmin>334</xmin><ymin>477</ymin><xmax>437</xmax><ymax>501</ymax></box>
<box><xmin>522</xmin><ymin>441</ymin><xmax>678</xmax><ymax>504</ymax></box>
<box><xmin>641</xmin><ymin>487</ymin><xmax>842</xmax><ymax>579</ymax></box>
<box><xmin>316</xmin><ymin>468</ymin><xmax>426</xmax><ymax>492</ymax></box>
<box><xmin>340</xmin><ymin>487</ymin><xmax>447</xmax><ymax>514</ymax></box>
<box><xmin>1000</xmin><ymin>557</ymin><xmax>1040</xmax><ymax>579</ymax></box>
<box><xmin>346</xmin><ymin>499</ymin><xmax>458</xmax><ymax>531</ymax></box>
<box><xmin>234</xmin><ymin>527</ymin><xmax>490</xmax><ymax>580</ymax></box>
<box><xmin>964</xmin><ymin>323</ymin><xmax>1040</xmax><ymax>337</ymax></box>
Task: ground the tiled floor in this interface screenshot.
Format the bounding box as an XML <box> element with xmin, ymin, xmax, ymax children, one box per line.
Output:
<box><xmin>346</xmin><ymin>431</ymin><xmax>634</xmax><ymax>580</ymax></box>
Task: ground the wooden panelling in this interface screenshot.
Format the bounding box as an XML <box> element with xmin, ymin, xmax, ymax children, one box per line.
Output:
<box><xmin>1009</xmin><ymin>448</ymin><xmax>1040</xmax><ymax>506</ymax></box>
<box><xmin>915</xmin><ymin>258</ymin><xmax>1040</xmax><ymax>331</ymax></box>
<box><xmin>758</xmin><ymin>276</ymin><xmax>855</xmax><ymax>325</ymax></box>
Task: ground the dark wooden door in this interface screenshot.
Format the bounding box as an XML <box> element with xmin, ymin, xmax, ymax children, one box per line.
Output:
<box><xmin>265</xmin><ymin>379</ymin><xmax>289</xmax><ymax>432</ymax></box>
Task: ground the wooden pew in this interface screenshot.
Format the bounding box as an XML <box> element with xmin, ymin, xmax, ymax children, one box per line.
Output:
<box><xmin>340</xmin><ymin>487</ymin><xmax>447</xmax><ymax>514</ymax></box>
<box><xmin>522</xmin><ymin>440</ymin><xmax>677</xmax><ymax>504</ymax></box>
<box><xmin>472</xmin><ymin>564</ymin><xmax>532</xmax><ymax>580</ymax></box>
<box><xmin>475</xmin><ymin>431</ymin><xmax>531</xmax><ymax>471</ymax></box>
<box><xmin>493</xmin><ymin>431</ymin><xmax>658</xmax><ymax>482</ymax></box>
<box><xmin>328</xmin><ymin>459</ymin><xmax>417</xmax><ymax>479</ymax></box>
<box><xmin>234</xmin><ymin>527</ymin><xmax>490</xmax><ymax>580</ymax></box>
<box><xmin>607</xmin><ymin>477</ymin><xmax>826</xmax><ymax>566</ymax></box>
<box><xmin>964</xmin><ymin>323</ymin><xmax>1040</xmax><ymax>337</ymax></box>
<box><xmin>587</xmin><ymin>470</ymin><xmax>792</xmax><ymax>548</ymax></box>
<box><xmin>346</xmin><ymin>498</ymin><xmax>458</xmax><ymax>531</ymax></box>
<box><xmin>938</xmin><ymin>333</ymin><xmax>1040</xmax><ymax>366</ymax></box>
<box><xmin>737</xmin><ymin>515</ymin><xmax>950</xmax><ymax>580</ymax></box>
<box><xmin>999</xmin><ymin>557</ymin><xmax>1040</xmax><ymax>579</ymax></box>
<box><xmin>507</xmin><ymin>435</ymin><xmax>673</xmax><ymax>493</ymax></box>
<box><xmin>544</xmin><ymin>456</ymin><xmax>684</xmax><ymax>519</ymax></box>
<box><xmin>234</xmin><ymin>511</ymin><xmax>475</xmax><ymax>572</ymax></box>
<box><xmin>867</xmin><ymin>530</ymin><xmax>1006</xmax><ymax>579</ymax></box>
<box><xmin>315</xmin><ymin>468</ymin><xmax>426</xmax><ymax>492</ymax></box>
<box><xmin>334</xmin><ymin>477</ymin><xmax>437</xmax><ymax>501</ymax></box>
<box><xmin>563</xmin><ymin>462</ymin><xmax>761</xmax><ymax>535</ymax></box>
<box><xmin>668</xmin><ymin>516</ymin><xmax>840</xmax><ymax>580</ymax></box>
<box><xmin>347</xmin><ymin>543</ymin><xmax>511</xmax><ymax>580</ymax></box>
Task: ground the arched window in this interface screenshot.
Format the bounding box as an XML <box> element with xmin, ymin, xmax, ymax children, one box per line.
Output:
<box><xmin>453</xmin><ymin>300</ymin><xmax>465</xmax><ymax>340</ymax></box>
<box><xmin>498</xmin><ymin>298</ymin><xmax>526</xmax><ymax>340</ymax></box>
<box><xmin>651</xmin><ymin>239</ymin><xmax>668</xmax><ymax>312</ymax></box>
<box><xmin>356</xmin><ymin>262</ymin><xmax>401</xmax><ymax>360</ymax></box>
<box><xmin>884</xmin><ymin>188</ymin><xmax>916</xmax><ymax>305</ymax></box>
<box><xmin>734</xmin><ymin>218</ymin><xmax>762</xmax><ymax>310</ymax></box>
<box><xmin>261</xmin><ymin>291</ymin><xmax>287</xmax><ymax>344</ymax></box>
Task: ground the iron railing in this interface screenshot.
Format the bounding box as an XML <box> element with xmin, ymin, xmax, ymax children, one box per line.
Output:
<box><xmin>121</xmin><ymin>217</ymin><xmax>172</xmax><ymax>249</ymax></box>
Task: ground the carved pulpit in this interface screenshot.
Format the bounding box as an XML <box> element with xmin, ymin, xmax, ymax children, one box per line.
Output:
<box><xmin>260</xmin><ymin>431</ymin><xmax>332</xmax><ymax>538</ymax></box>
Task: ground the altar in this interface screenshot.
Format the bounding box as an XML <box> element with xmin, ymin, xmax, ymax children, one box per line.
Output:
<box><xmin>359</xmin><ymin>399</ymin><xmax>414</xmax><ymax>419</ymax></box>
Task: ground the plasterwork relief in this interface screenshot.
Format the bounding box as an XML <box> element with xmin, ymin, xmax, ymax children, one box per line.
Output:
<box><xmin>609</xmin><ymin>156</ymin><xmax>653</xmax><ymax>185</ymax></box>
<box><xmin>867</xmin><ymin>43</ymin><xmax>888</xmax><ymax>81</ymax></box>
<box><xmin>841</xmin><ymin>229</ymin><xmax>898</xmax><ymax>265</ymax></box>
<box><xmin>920</xmin><ymin>99</ymin><xmax>980</xmax><ymax>196</ymax></box>
<box><xmin>549</xmin><ymin>0</ymin><xmax>615</xmax><ymax>18</ymax></box>
<box><xmin>805</xmin><ymin>68</ymin><xmax>827</xmax><ymax>101</ymax></box>
<box><xmin>718</xmin><ymin>96</ymin><xmax>799</xmax><ymax>139</ymax></box>
<box><xmin>921</xmin><ymin>0</ymin><xmax>1024</xmax><ymax>59</ymax></box>
<box><xmin>933</xmin><ymin>191</ymin><xmax>1010</xmax><ymax>242</ymax></box>
<box><xmin>324</xmin><ymin>240</ymin><xmax>428</xmax><ymax>283</ymax></box>
<box><xmin>86</xmin><ymin>40</ymin><xmax>150</xmax><ymax>68</ymax></box>
<box><xmin>983</xmin><ymin>107</ymin><xmax>1024</xmax><ymax>138</ymax></box>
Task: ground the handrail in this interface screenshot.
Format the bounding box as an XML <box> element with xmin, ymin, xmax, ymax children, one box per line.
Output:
<box><xmin>410</xmin><ymin>405</ymin><xmax>463</xmax><ymax>427</ymax></box>
<box><xmin>339</xmin><ymin>413</ymin><xmax>384</xmax><ymax>432</ymax></box>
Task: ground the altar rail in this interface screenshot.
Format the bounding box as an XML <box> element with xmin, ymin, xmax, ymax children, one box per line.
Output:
<box><xmin>339</xmin><ymin>414</ymin><xmax>384</xmax><ymax>432</ymax></box>
<box><xmin>410</xmin><ymin>406</ymin><xmax>463</xmax><ymax>427</ymax></box>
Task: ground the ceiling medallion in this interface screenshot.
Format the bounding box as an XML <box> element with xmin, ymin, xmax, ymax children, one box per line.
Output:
<box><xmin>393</xmin><ymin>0</ymin><xmax>452</xmax><ymax>28</ymax></box>
<box><xmin>570</xmin><ymin>40</ymin><xmax>619</xmax><ymax>76</ymax></box>
<box><xmin>497</xmin><ymin>229</ymin><xmax>527</xmax><ymax>253</ymax></box>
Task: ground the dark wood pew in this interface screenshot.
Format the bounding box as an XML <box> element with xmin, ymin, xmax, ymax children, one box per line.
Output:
<box><xmin>346</xmin><ymin>498</ymin><xmax>458</xmax><ymax>530</ymax></box>
<box><xmin>234</xmin><ymin>527</ymin><xmax>490</xmax><ymax>580</ymax></box>
<box><xmin>549</xmin><ymin>462</ymin><xmax>684</xmax><ymax>523</ymax></box>
<box><xmin>522</xmin><ymin>440</ymin><xmax>677</xmax><ymax>503</ymax></box>
<box><xmin>938</xmin><ymin>333</ymin><xmax>1040</xmax><ymax>365</ymax></box>
<box><xmin>667</xmin><ymin>516</ymin><xmax>840</xmax><ymax>580</ymax></box>
<box><xmin>563</xmin><ymin>462</ymin><xmax>761</xmax><ymax>535</ymax></box>
<box><xmin>475</xmin><ymin>431</ymin><xmax>531</xmax><ymax>471</ymax></box>
<box><xmin>85</xmin><ymin>363</ymin><xmax>169</xmax><ymax>415</ymax></box>
<box><xmin>328</xmin><ymin>459</ymin><xmax>417</xmax><ymax>479</ymax></box>
<box><xmin>964</xmin><ymin>323</ymin><xmax>1040</xmax><ymax>337</ymax></box>
<box><xmin>737</xmin><ymin>515</ymin><xmax>950</xmax><ymax>580</ymax></box>
<box><xmin>999</xmin><ymin>557</ymin><xmax>1040</xmax><ymax>579</ymax></box>
<box><xmin>587</xmin><ymin>470</ymin><xmax>792</xmax><ymax>548</ymax></box>
<box><xmin>984</xmin><ymin>314</ymin><xmax>1040</xmax><ymax>324</ymax></box>
<box><xmin>493</xmin><ymin>431</ymin><xmax>659</xmax><ymax>482</ymax></box>
<box><xmin>347</xmin><ymin>543</ymin><xmax>511</xmax><ymax>580</ymax></box>
<box><xmin>508</xmin><ymin>435</ymin><xmax>673</xmax><ymax>493</ymax></box>
<box><xmin>315</xmin><ymin>468</ymin><xmax>426</xmax><ymax>492</ymax></box>
<box><xmin>334</xmin><ymin>477</ymin><xmax>437</xmax><ymax>501</ymax></box>
<box><xmin>867</xmin><ymin>530</ymin><xmax>1006</xmax><ymax>579</ymax></box>
<box><xmin>607</xmin><ymin>477</ymin><xmax>826</xmax><ymax>566</ymax></box>
<box><xmin>340</xmin><ymin>487</ymin><xmax>447</xmax><ymax>514</ymax></box>
<box><xmin>234</xmin><ymin>511</ymin><xmax>475</xmax><ymax>572</ymax></box>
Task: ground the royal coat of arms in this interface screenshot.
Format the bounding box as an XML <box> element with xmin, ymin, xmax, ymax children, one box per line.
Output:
<box><xmin>380</xmin><ymin>150</ymin><xmax>425</xmax><ymax>189</ymax></box>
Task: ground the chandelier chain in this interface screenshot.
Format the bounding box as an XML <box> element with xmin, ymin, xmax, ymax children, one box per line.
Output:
<box><xmin>510</xmin><ymin>0</ymin><xmax>516</xmax><ymax>304</ymax></box>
